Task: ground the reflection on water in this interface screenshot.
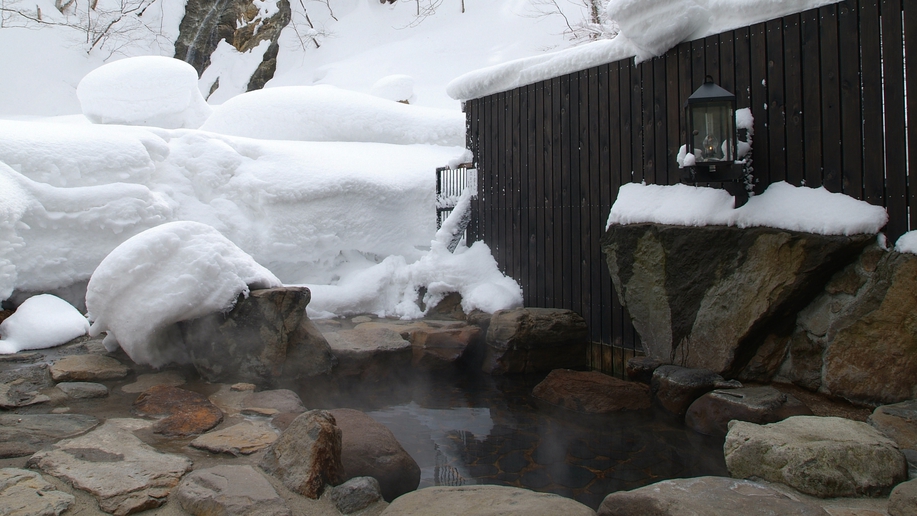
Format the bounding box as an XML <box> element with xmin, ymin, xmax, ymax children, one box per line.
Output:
<box><xmin>299</xmin><ymin>369</ymin><xmax>728</xmax><ymax>510</ymax></box>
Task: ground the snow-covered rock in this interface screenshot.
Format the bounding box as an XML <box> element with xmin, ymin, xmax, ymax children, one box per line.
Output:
<box><xmin>0</xmin><ymin>295</ymin><xmax>88</xmax><ymax>354</ymax></box>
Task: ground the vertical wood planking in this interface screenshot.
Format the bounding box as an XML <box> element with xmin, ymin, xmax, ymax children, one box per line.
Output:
<box><xmin>585</xmin><ymin>68</ymin><xmax>600</xmax><ymax>344</ymax></box>
<box><xmin>666</xmin><ymin>49</ymin><xmax>682</xmax><ymax>185</ymax></box>
<box><xmin>653</xmin><ymin>57</ymin><xmax>668</xmax><ymax>186</ymax></box>
<box><xmin>642</xmin><ymin>60</ymin><xmax>656</xmax><ymax>185</ymax></box>
<box><xmin>859</xmin><ymin>0</ymin><xmax>886</xmax><ymax>207</ymax></box>
<box><xmin>535</xmin><ymin>83</ymin><xmax>547</xmax><ymax>307</ymax></box>
<box><xmin>567</xmin><ymin>72</ymin><xmax>581</xmax><ymax>315</ymax></box>
<box><xmin>881</xmin><ymin>0</ymin><xmax>907</xmax><ymax>240</ymax></box>
<box><xmin>766</xmin><ymin>18</ymin><xmax>788</xmax><ymax>184</ymax></box>
<box><xmin>526</xmin><ymin>84</ymin><xmax>538</xmax><ymax>306</ymax></box>
<box><xmin>619</xmin><ymin>64</ymin><xmax>633</xmax><ymax>191</ymax></box>
<box><xmin>800</xmin><ymin>9</ymin><xmax>824</xmax><ymax>187</ymax></box>
<box><xmin>819</xmin><ymin>5</ymin><xmax>843</xmax><ymax>192</ymax></box>
<box><xmin>783</xmin><ymin>15</ymin><xmax>805</xmax><ymax>186</ymax></box>
<box><xmin>630</xmin><ymin>63</ymin><xmax>644</xmax><ymax>183</ymax></box>
<box><xmin>906</xmin><ymin>0</ymin><xmax>917</xmax><ymax>231</ymax></box>
<box><xmin>749</xmin><ymin>22</ymin><xmax>770</xmax><ymax>192</ymax></box>
<box><xmin>838</xmin><ymin>0</ymin><xmax>864</xmax><ymax>198</ymax></box>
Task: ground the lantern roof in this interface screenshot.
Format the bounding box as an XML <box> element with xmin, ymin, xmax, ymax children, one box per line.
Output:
<box><xmin>687</xmin><ymin>76</ymin><xmax>735</xmax><ymax>104</ymax></box>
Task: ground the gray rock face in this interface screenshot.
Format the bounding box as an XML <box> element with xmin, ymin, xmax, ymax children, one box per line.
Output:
<box><xmin>323</xmin><ymin>323</ymin><xmax>413</xmax><ymax>378</ymax></box>
<box><xmin>597</xmin><ymin>476</ymin><xmax>829</xmax><ymax>516</ymax></box>
<box><xmin>0</xmin><ymin>363</ymin><xmax>54</xmax><ymax>408</ymax></box>
<box><xmin>174</xmin><ymin>465</ymin><xmax>291</xmax><ymax>516</ymax></box>
<box><xmin>331</xmin><ymin>476</ymin><xmax>383</xmax><ymax>515</ymax></box>
<box><xmin>0</xmin><ymin>468</ymin><xmax>75</xmax><ymax>516</ymax></box>
<box><xmin>777</xmin><ymin>247</ymin><xmax>917</xmax><ymax>405</ymax></box>
<box><xmin>49</xmin><ymin>355</ymin><xmax>130</xmax><ymax>382</ymax></box>
<box><xmin>330</xmin><ymin>408</ymin><xmax>420</xmax><ymax>502</ymax></box>
<box><xmin>380</xmin><ymin>485</ymin><xmax>596</xmax><ymax>516</ymax></box>
<box><xmin>259</xmin><ymin>410</ymin><xmax>343</xmax><ymax>499</ymax></box>
<box><xmin>482</xmin><ymin>307</ymin><xmax>588</xmax><ymax>374</ymax></box>
<box><xmin>0</xmin><ymin>413</ymin><xmax>99</xmax><ymax>458</ymax></box>
<box><xmin>56</xmin><ymin>381</ymin><xmax>109</xmax><ymax>399</ymax></box>
<box><xmin>27</xmin><ymin>418</ymin><xmax>192</xmax><ymax>515</ymax></box>
<box><xmin>889</xmin><ymin>478</ymin><xmax>917</xmax><ymax>516</ymax></box>
<box><xmin>685</xmin><ymin>386</ymin><xmax>812</xmax><ymax>437</ymax></box>
<box><xmin>180</xmin><ymin>287</ymin><xmax>335</xmax><ymax>386</ymax></box>
<box><xmin>724</xmin><ymin>416</ymin><xmax>907</xmax><ymax>497</ymax></box>
<box><xmin>651</xmin><ymin>365</ymin><xmax>738</xmax><ymax>416</ymax></box>
<box><xmin>869</xmin><ymin>400</ymin><xmax>917</xmax><ymax>451</ymax></box>
<box><xmin>601</xmin><ymin>223</ymin><xmax>871</xmax><ymax>376</ymax></box>
<box><xmin>532</xmin><ymin>369</ymin><xmax>651</xmax><ymax>413</ymax></box>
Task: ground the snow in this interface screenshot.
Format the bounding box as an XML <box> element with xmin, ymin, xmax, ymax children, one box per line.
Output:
<box><xmin>85</xmin><ymin>221</ymin><xmax>282</xmax><ymax>367</ymax></box>
<box><xmin>608</xmin><ymin>0</ymin><xmax>710</xmax><ymax>60</ymax></box>
<box><xmin>607</xmin><ymin>181</ymin><xmax>889</xmax><ymax>236</ymax></box>
<box><xmin>895</xmin><ymin>232</ymin><xmax>917</xmax><ymax>255</ymax></box>
<box><xmin>77</xmin><ymin>56</ymin><xmax>212</xmax><ymax>129</ymax></box>
<box><xmin>199</xmin><ymin>40</ymin><xmax>274</xmax><ymax>105</ymax></box>
<box><xmin>0</xmin><ymin>294</ymin><xmax>88</xmax><ymax>354</ymax></box>
<box><xmin>201</xmin><ymin>85</ymin><xmax>464</xmax><ymax>146</ymax></box>
<box><xmin>371</xmin><ymin>75</ymin><xmax>416</xmax><ymax>104</ymax></box>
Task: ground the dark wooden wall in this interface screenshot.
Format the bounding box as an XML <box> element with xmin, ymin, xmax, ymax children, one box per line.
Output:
<box><xmin>463</xmin><ymin>0</ymin><xmax>916</xmax><ymax>371</ymax></box>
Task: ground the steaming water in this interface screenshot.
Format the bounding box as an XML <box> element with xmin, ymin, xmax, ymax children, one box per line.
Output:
<box><xmin>301</xmin><ymin>370</ymin><xmax>728</xmax><ymax>510</ymax></box>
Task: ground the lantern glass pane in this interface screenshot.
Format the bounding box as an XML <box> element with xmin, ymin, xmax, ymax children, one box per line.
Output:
<box><xmin>689</xmin><ymin>101</ymin><xmax>734</xmax><ymax>163</ymax></box>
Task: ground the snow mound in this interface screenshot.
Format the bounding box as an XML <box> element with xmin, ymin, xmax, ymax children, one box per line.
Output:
<box><xmin>607</xmin><ymin>181</ymin><xmax>889</xmax><ymax>236</ymax></box>
<box><xmin>0</xmin><ymin>294</ymin><xmax>89</xmax><ymax>354</ymax></box>
<box><xmin>77</xmin><ymin>56</ymin><xmax>212</xmax><ymax>129</ymax></box>
<box><xmin>607</xmin><ymin>0</ymin><xmax>710</xmax><ymax>61</ymax></box>
<box><xmin>201</xmin><ymin>85</ymin><xmax>464</xmax><ymax>146</ymax></box>
<box><xmin>371</xmin><ymin>75</ymin><xmax>416</xmax><ymax>104</ymax></box>
<box><xmin>894</xmin><ymin>231</ymin><xmax>917</xmax><ymax>255</ymax></box>
<box><xmin>85</xmin><ymin>221</ymin><xmax>281</xmax><ymax>367</ymax></box>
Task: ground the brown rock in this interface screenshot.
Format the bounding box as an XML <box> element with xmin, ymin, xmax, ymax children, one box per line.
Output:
<box><xmin>330</xmin><ymin>408</ymin><xmax>420</xmax><ymax>502</ymax></box>
<box><xmin>869</xmin><ymin>400</ymin><xmax>917</xmax><ymax>450</ymax></box>
<box><xmin>652</xmin><ymin>365</ymin><xmax>738</xmax><ymax>416</ymax></box>
<box><xmin>889</xmin><ymin>478</ymin><xmax>917</xmax><ymax>516</ymax></box>
<box><xmin>242</xmin><ymin>389</ymin><xmax>306</xmax><ymax>415</ymax></box>
<box><xmin>482</xmin><ymin>307</ymin><xmax>588</xmax><ymax>374</ymax></box>
<box><xmin>685</xmin><ymin>386</ymin><xmax>813</xmax><ymax>437</ymax></box>
<box><xmin>259</xmin><ymin>410</ymin><xmax>343</xmax><ymax>499</ymax></box>
<box><xmin>190</xmin><ymin>421</ymin><xmax>279</xmax><ymax>456</ymax></box>
<box><xmin>323</xmin><ymin>323</ymin><xmax>412</xmax><ymax>378</ymax></box>
<box><xmin>132</xmin><ymin>385</ymin><xmax>223</xmax><ymax>437</ymax></box>
<box><xmin>533</xmin><ymin>369</ymin><xmax>651</xmax><ymax>413</ymax></box>
<box><xmin>625</xmin><ymin>356</ymin><xmax>662</xmax><ymax>384</ymax></box>
<box><xmin>410</xmin><ymin>325</ymin><xmax>481</xmax><ymax>370</ymax></box>
<box><xmin>49</xmin><ymin>355</ymin><xmax>130</xmax><ymax>382</ymax></box>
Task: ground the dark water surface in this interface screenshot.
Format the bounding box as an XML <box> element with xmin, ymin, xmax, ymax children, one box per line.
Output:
<box><xmin>298</xmin><ymin>369</ymin><xmax>728</xmax><ymax>510</ymax></box>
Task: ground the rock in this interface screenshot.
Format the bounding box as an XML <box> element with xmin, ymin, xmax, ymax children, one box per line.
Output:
<box><xmin>869</xmin><ymin>400</ymin><xmax>917</xmax><ymax>451</ymax></box>
<box><xmin>27</xmin><ymin>418</ymin><xmax>192</xmax><ymax>515</ymax></box>
<box><xmin>685</xmin><ymin>386</ymin><xmax>813</xmax><ymax>437</ymax></box>
<box><xmin>0</xmin><ymin>413</ymin><xmax>99</xmax><ymax>458</ymax></box>
<box><xmin>380</xmin><ymin>485</ymin><xmax>596</xmax><ymax>516</ymax></box>
<box><xmin>425</xmin><ymin>291</ymin><xmax>467</xmax><ymax>320</ymax></box>
<box><xmin>190</xmin><ymin>421</ymin><xmax>279</xmax><ymax>456</ymax></box>
<box><xmin>482</xmin><ymin>307</ymin><xmax>588</xmax><ymax>374</ymax></box>
<box><xmin>330</xmin><ymin>408</ymin><xmax>420</xmax><ymax>502</ymax></box>
<box><xmin>242</xmin><ymin>389</ymin><xmax>306</xmax><ymax>415</ymax></box>
<box><xmin>49</xmin><ymin>354</ymin><xmax>130</xmax><ymax>382</ymax></box>
<box><xmin>259</xmin><ymin>410</ymin><xmax>343</xmax><ymax>499</ymax></box>
<box><xmin>174</xmin><ymin>465</ymin><xmax>291</xmax><ymax>516</ymax></box>
<box><xmin>56</xmin><ymin>381</ymin><xmax>109</xmax><ymax>399</ymax></box>
<box><xmin>331</xmin><ymin>476</ymin><xmax>383</xmax><ymax>515</ymax></box>
<box><xmin>626</xmin><ymin>356</ymin><xmax>662</xmax><ymax>383</ymax></box>
<box><xmin>232</xmin><ymin>382</ymin><xmax>257</xmax><ymax>391</ymax></box>
<box><xmin>601</xmin><ymin>223</ymin><xmax>871</xmax><ymax>376</ymax></box>
<box><xmin>410</xmin><ymin>325</ymin><xmax>481</xmax><ymax>370</ymax></box>
<box><xmin>724</xmin><ymin>415</ymin><xmax>907</xmax><ymax>497</ymax></box>
<box><xmin>651</xmin><ymin>365</ymin><xmax>738</xmax><ymax>416</ymax></box>
<box><xmin>0</xmin><ymin>364</ymin><xmax>54</xmax><ymax>408</ymax></box>
<box><xmin>889</xmin><ymin>478</ymin><xmax>917</xmax><ymax>516</ymax></box>
<box><xmin>596</xmin><ymin>476</ymin><xmax>829</xmax><ymax>516</ymax></box>
<box><xmin>132</xmin><ymin>385</ymin><xmax>223</xmax><ymax>436</ymax></box>
<box><xmin>0</xmin><ymin>468</ymin><xmax>75</xmax><ymax>516</ymax></box>
<box><xmin>180</xmin><ymin>287</ymin><xmax>335</xmax><ymax>386</ymax></box>
<box><xmin>121</xmin><ymin>371</ymin><xmax>185</xmax><ymax>393</ymax></box>
<box><xmin>323</xmin><ymin>323</ymin><xmax>412</xmax><ymax>378</ymax></box>
<box><xmin>532</xmin><ymin>369</ymin><xmax>651</xmax><ymax>413</ymax></box>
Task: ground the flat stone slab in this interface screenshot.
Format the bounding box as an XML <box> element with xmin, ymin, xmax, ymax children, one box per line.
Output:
<box><xmin>0</xmin><ymin>413</ymin><xmax>99</xmax><ymax>458</ymax></box>
<box><xmin>190</xmin><ymin>420</ymin><xmax>279</xmax><ymax>456</ymax></box>
<box><xmin>174</xmin><ymin>465</ymin><xmax>291</xmax><ymax>516</ymax></box>
<box><xmin>685</xmin><ymin>386</ymin><xmax>812</xmax><ymax>437</ymax></box>
<box><xmin>380</xmin><ymin>485</ymin><xmax>596</xmax><ymax>516</ymax></box>
<box><xmin>57</xmin><ymin>381</ymin><xmax>109</xmax><ymax>399</ymax></box>
<box><xmin>597</xmin><ymin>476</ymin><xmax>829</xmax><ymax>515</ymax></box>
<box><xmin>0</xmin><ymin>364</ymin><xmax>54</xmax><ymax>408</ymax></box>
<box><xmin>651</xmin><ymin>365</ymin><xmax>739</xmax><ymax>416</ymax></box>
<box><xmin>121</xmin><ymin>371</ymin><xmax>185</xmax><ymax>393</ymax></box>
<box><xmin>869</xmin><ymin>399</ymin><xmax>917</xmax><ymax>451</ymax></box>
<box><xmin>132</xmin><ymin>385</ymin><xmax>223</xmax><ymax>436</ymax></box>
<box><xmin>49</xmin><ymin>354</ymin><xmax>130</xmax><ymax>382</ymax></box>
<box><xmin>242</xmin><ymin>389</ymin><xmax>306</xmax><ymax>416</ymax></box>
<box><xmin>725</xmin><ymin>415</ymin><xmax>907</xmax><ymax>497</ymax></box>
<box><xmin>27</xmin><ymin>418</ymin><xmax>192</xmax><ymax>516</ymax></box>
<box><xmin>0</xmin><ymin>467</ymin><xmax>75</xmax><ymax>516</ymax></box>
<box><xmin>533</xmin><ymin>369</ymin><xmax>651</xmax><ymax>413</ymax></box>
<box><xmin>324</xmin><ymin>324</ymin><xmax>412</xmax><ymax>377</ymax></box>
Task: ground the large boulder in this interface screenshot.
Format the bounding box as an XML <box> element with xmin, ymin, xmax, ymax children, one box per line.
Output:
<box><xmin>410</xmin><ymin>324</ymin><xmax>482</xmax><ymax>370</ymax></box>
<box><xmin>777</xmin><ymin>247</ymin><xmax>917</xmax><ymax>405</ymax></box>
<box><xmin>532</xmin><ymin>369</ymin><xmax>651</xmax><ymax>413</ymax></box>
<box><xmin>597</xmin><ymin>476</ymin><xmax>829</xmax><ymax>516</ymax></box>
<box><xmin>601</xmin><ymin>223</ymin><xmax>871</xmax><ymax>376</ymax></box>
<box><xmin>323</xmin><ymin>323</ymin><xmax>413</xmax><ymax>379</ymax></box>
<box><xmin>174</xmin><ymin>465</ymin><xmax>291</xmax><ymax>516</ymax></box>
<box><xmin>868</xmin><ymin>400</ymin><xmax>917</xmax><ymax>451</ymax></box>
<box><xmin>331</xmin><ymin>476</ymin><xmax>384</xmax><ymax>515</ymax></box>
<box><xmin>180</xmin><ymin>287</ymin><xmax>335</xmax><ymax>386</ymax></box>
<box><xmin>889</xmin><ymin>478</ymin><xmax>917</xmax><ymax>516</ymax></box>
<box><xmin>724</xmin><ymin>416</ymin><xmax>907</xmax><ymax>497</ymax></box>
<box><xmin>27</xmin><ymin>418</ymin><xmax>192</xmax><ymax>515</ymax></box>
<box><xmin>651</xmin><ymin>365</ymin><xmax>738</xmax><ymax>416</ymax></box>
<box><xmin>685</xmin><ymin>386</ymin><xmax>812</xmax><ymax>437</ymax></box>
<box><xmin>482</xmin><ymin>307</ymin><xmax>588</xmax><ymax>374</ymax></box>
<box><xmin>259</xmin><ymin>410</ymin><xmax>343</xmax><ymax>499</ymax></box>
<box><xmin>330</xmin><ymin>408</ymin><xmax>420</xmax><ymax>502</ymax></box>
<box><xmin>380</xmin><ymin>485</ymin><xmax>596</xmax><ymax>516</ymax></box>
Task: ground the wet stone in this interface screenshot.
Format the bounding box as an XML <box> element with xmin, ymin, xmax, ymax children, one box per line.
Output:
<box><xmin>0</xmin><ymin>363</ymin><xmax>54</xmax><ymax>408</ymax></box>
<box><xmin>121</xmin><ymin>371</ymin><xmax>185</xmax><ymax>394</ymax></box>
<box><xmin>57</xmin><ymin>381</ymin><xmax>109</xmax><ymax>399</ymax></box>
<box><xmin>190</xmin><ymin>420</ymin><xmax>279</xmax><ymax>456</ymax></box>
<box><xmin>0</xmin><ymin>413</ymin><xmax>100</xmax><ymax>459</ymax></box>
<box><xmin>331</xmin><ymin>476</ymin><xmax>383</xmax><ymax>515</ymax></box>
<box><xmin>49</xmin><ymin>354</ymin><xmax>130</xmax><ymax>382</ymax></box>
<box><xmin>0</xmin><ymin>467</ymin><xmax>74</xmax><ymax>516</ymax></box>
<box><xmin>497</xmin><ymin>450</ymin><xmax>528</xmax><ymax>474</ymax></box>
<box><xmin>242</xmin><ymin>389</ymin><xmax>306</xmax><ymax>415</ymax></box>
<box><xmin>520</xmin><ymin>468</ymin><xmax>552</xmax><ymax>489</ymax></box>
<box><xmin>174</xmin><ymin>465</ymin><xmax>291</xmax><ymax>516</ymax></box>
<box><xmin>132</xmin><ymin>385</ymin><xmax>223</xmax><ymax>437</ymax></box>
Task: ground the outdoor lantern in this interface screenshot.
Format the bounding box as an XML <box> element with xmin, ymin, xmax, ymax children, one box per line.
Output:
<box><xmin>682</xmin><ymin>76</ymin><xmax>741</xmax><ymax>182</ymax></box>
